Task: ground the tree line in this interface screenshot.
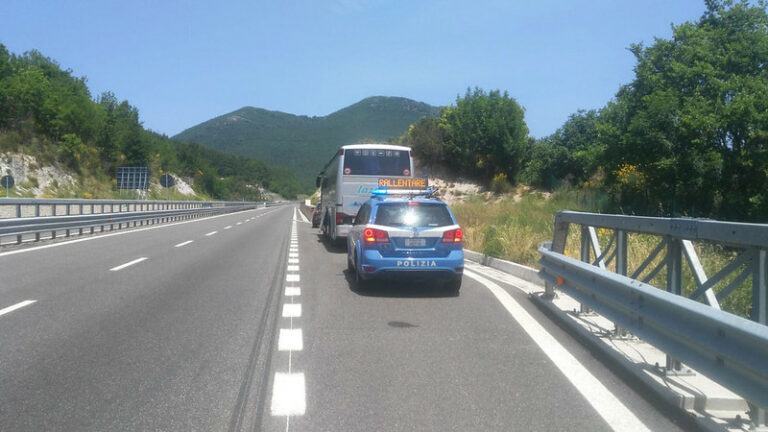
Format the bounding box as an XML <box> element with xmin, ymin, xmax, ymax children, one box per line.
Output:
<box><xmin>401</xmin><ymin>0</ymin><xmax>767</xmax><ymax>222</ymax></box>
<box><xmin>0</xmin><ymin>46</ymin><xmax>303</xmax><ymax>200</ymax></box>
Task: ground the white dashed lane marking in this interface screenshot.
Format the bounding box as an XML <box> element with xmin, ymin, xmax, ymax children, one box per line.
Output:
<box><xmin>271</xmin><ymin>373</ymin><xmax>306</xmax><ymax>416</ymax></box>
<box><xmin>272</xmin><ymin>210</ymin><xmax>306</xmax><ymax>424</ymax></box>
<box><xmin>282</xmin><ymin>303</ymin><xmax>302</xmax><ymax>318</ymax></box>
<box><xmin>278</xmin><ymin>328</ymin><xmax>304</xmax><ymax>351</ymax></box>
<box><xmin>110</xmin><ymin>257</ymin><xmax>148</xmax><ymax>272</ymax></box>
<box><xmin>0</xmin><ymin>300</ymin><xmax>37</xmax><ymax>318</ymax></box>
<box><xmin>205</xmin><ymin>231</ymin><xmax>217</xmax><ymax>236</ymax></box>
<box><xmin>174</xmin><ymin>240</ymin><xmax>193</xmax><ymax>248</ymax></box>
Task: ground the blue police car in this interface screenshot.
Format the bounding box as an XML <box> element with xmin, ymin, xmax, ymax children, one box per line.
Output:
<box><xmin>346</xmin><ymin>187</ymin><xmax>464</xmax><ymax>293</ymax></box>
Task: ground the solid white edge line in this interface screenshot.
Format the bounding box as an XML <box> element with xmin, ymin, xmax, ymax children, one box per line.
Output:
<box><xmin>463</xmin><ymin>269</ymin><xmax>650</xmax><ymax>432</ymax></box>
<box><xmin>110</xmin><ymin>257</ymin><xmax>148</xmax><ymax>272</ymax></box>
<box><xmin>0</xmin><ymin>300</ymin><xmax>37</xmax><ymax>317</ymax></box>
<box><xmin>271</xmin><ymin>373</ymin><xmax>306</xmax><ymax>416</ymax></box>
<box><xmin>174</xmin><ymin>240</ymin><xmax>194</xmax><ymax>248</ymax></box>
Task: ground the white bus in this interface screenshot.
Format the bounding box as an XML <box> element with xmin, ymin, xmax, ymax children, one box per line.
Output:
<box><xmin>316</xmin><ymin>143</ymin><xmax>414</xmax><ymax>242</ymax></box>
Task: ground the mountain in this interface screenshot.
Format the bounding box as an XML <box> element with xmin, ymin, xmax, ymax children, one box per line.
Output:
<box><xmin>172</xmin><ymin>96</ymin><xmax>441</xmax><ymax>190</ymax></box>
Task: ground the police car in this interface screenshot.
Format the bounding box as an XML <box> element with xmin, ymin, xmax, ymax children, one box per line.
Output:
<box><xmin>346</xmin><ymin>181</ymin><xmax>464</xmax><ymax>293</ymax></box>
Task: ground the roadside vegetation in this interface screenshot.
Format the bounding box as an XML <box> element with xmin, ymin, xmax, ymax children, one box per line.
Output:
<box><xmin>0</xmin><ymin>46</ymin><xmax>303</xmax><ymax>200</ymax></box>
<box><xmin>404</xmin><ymin>1</ymin><xmax>766</xmax><ymax>318</ymax></box>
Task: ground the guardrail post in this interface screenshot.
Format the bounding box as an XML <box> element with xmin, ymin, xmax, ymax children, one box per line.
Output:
<box><xmin>65</xmin><ymin>204</ymin><xmax>71</xmax><ymax>237</ymax></box>
<box><xmin>751</xmin><ymin>249</ymin><xmax>767</xmax><ymax>428</ymax></box>
<box><xmin>35</xmin><ymin>203</ymin><xmax>40</xmax><ymax>241</ymax></box>
<box><xmin>614</xmin><ymin>230</ymin><xmax>628</xmax><ymax>337</ymax></box>
<box><xmin>51</xmin><ymin>203</ymin><xmax>56</xmax><ymax>240</ymax></box>
<box><xmin>580</xmin><ymin>225</ymin><xmax>592</xmax><ymax>314</ymax></box>
<box><xmin>16</xmin><ymin>203</ymin><xmax>21</xmax><ymax>244</ymax></box>
<box><xmin>666</xmin><ymin>238</ymin><xmax>684</xmax><ymax>373</ymax></box>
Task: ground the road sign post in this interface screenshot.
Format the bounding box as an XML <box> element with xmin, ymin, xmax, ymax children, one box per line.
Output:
<box><xmin>1</xmin><ymin>175</ymin><xmax>14</xmax><ymax>198</ymax></box>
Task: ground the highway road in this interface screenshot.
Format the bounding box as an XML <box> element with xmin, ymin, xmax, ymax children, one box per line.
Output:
<box><xmin>0</xmin><ymin>205</ymin><xmax>695</xmax><ymax>431</ymax></box>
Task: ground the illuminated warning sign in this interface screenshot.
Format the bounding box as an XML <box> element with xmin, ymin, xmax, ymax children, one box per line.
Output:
<box><xmin>377</xmin><ymin>178</ymin><xmax>428</xmax><ymax>189</ymax></box>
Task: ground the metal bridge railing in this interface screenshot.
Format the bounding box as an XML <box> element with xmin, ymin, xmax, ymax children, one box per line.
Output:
<box><xmin>0</xmin><ymin>198</ymin><xmax>268</xmax><ymax>246</ymax></box>
<box><xmin>538</xmin><ymin>211</ymin><xmax>768</xmax><ymax>426</ymax></box>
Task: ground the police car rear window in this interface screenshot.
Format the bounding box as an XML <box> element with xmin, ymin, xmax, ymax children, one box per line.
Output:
<box><xmin>374</xmin><ymin>203</ymin><xmax>454</xmax><ymax>227</ymax></box>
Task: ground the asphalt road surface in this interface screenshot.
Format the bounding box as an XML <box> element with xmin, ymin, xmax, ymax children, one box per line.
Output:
<box><xmin>0</xmin><ymin>205</ymin><xmax>695</xmax><ymax>431</ymax></box>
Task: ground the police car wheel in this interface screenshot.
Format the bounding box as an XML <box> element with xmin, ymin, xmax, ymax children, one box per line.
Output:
<box><xmin>446</xmin><ymin>276</ymin><xmax>461</xmax><ymax>294</ymax></box>
<box><xmin>354</xmin><ymin>254</ymin><xmax>367</xmax><ymax>289</ymax></box>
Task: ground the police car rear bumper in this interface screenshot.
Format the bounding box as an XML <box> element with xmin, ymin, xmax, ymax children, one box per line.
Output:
<box><xmin>360</xmin><ymin>249</ymin><xmax>464</xmax><ymax>278</ymax></box>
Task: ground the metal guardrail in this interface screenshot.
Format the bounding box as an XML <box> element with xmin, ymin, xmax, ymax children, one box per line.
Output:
<box><xmin>0</xmin><ymin>198</ymin><xmax>269</xmax><ymax>246</ymax></box>
<box><xmin>538</xmin><ymin>211</ymin><xmax>768</xmax><ymax>424</ymax></box>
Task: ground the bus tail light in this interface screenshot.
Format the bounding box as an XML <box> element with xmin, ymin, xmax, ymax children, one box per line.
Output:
<box><xmin>363</xmin><ymin>228</ymin><xmax>390</xmax><ymax>243</ymax></box>
<box><xmin>442</xmin><ymin>228</ymin><xmax>464</xmax><ymax>243</ymax></box>
<box><xmin>336</xmin><ymin>212</ymin><xmax>350</xmax><ymax>225</ymax></box>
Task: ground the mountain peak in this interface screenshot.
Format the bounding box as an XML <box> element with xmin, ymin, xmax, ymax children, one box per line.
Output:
<box><xmin>173</xmin><ymin>97</ymin><xmax>440</xmax><ymax>191</ymax></box>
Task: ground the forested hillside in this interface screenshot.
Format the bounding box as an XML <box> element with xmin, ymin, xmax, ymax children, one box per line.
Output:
<box><xmin>403</xmin><ymin>0</ymin><xmax>768</xmax><ymax>222</ymax></box>
<box><xmin>0</xmin><ymin>45</ymin><xmax>303</xmax><ymax>200</ymax></box>
<box><xmin>173</xmin><ymin>96</ymin><xmax>440</xmax><ymax>190</ymax></box>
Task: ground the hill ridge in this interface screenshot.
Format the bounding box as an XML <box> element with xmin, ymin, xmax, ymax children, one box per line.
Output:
<box><xmin>173</xmin><ymin>96</ymin><xmax>440</xmax><ymax>191</ymax></box>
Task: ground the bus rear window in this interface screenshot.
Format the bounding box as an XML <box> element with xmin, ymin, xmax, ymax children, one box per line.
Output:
<box><xmin>343</xmin><ymin>149</ymin><xmax>410</xmax><ymax>176</ymax></box>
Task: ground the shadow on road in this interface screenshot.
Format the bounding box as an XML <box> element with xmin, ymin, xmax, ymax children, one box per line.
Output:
<box><xmin>314</xmin><ymin>233</ymin><xmax>346</xmax><ymax>254</ymax></box>
<box><xmin>342</xmin><ymin>269</ymin><xmax>459</xmax><ymax>298</ymax></box>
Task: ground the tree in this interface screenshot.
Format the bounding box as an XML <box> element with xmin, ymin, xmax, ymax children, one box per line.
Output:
<box><xmin>401</xmin><ymin>116</ymin><xmax>446</xmax><ymax>172</ymax></box>
<box><xmin>600</xmin><ymin>0</ymin><xmax>768</xmax><ymax>220</ymax></box>
<box><xmin>440</xmin><ymin>88</ymin><xmax>529</xmax><ymax>184</ymax></box>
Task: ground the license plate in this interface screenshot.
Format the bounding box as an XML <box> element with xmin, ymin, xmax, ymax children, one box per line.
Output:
<box><xmin>405</xmin><ymin>238</ymin><xmax>426</xmax><ymax>247</ymax></box>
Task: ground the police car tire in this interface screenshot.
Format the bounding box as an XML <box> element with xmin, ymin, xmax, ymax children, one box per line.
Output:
<box><xmin>446</xmin><ymin>277</ymin><xmax>462</xmax><ymax>294</ymax></box>
<box><xmin>354</xmin><ymin>255</ymin><xmax>367</xmax><ymax>289</ymax></box>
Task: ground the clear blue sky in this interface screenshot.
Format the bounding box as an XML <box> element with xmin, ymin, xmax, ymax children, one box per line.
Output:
<box><xmin>1</xmin><ymin>0</ymin><xmax>707</xmax><ymax>138</ymax></box>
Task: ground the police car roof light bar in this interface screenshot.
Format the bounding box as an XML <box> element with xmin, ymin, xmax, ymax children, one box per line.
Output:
<box><xmin>371</xmin><ymin>186</ymin><xmax>438</xmax><ymax>198</ymax></box>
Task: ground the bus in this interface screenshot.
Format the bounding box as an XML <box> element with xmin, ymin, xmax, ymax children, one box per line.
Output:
<box><xmin>316</xmin><ymin>144</ymin><xmax>414</xmax><ymax>242</ymax></box>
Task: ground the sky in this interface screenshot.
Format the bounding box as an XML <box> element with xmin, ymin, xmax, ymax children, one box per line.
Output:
<box><xmin>1</xmin><ymin>0</ymin><xmax>709</xmax><ymax>138</ymax></box>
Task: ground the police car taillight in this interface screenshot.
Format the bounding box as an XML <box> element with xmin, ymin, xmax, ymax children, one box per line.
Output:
<box><xmin>363</xmin><ymin>228</ymin><xmax>390</xmax><ymax>243</ymax></box>
<box><xmin>441</xmin><ymin>228</ymin><xmax>463</xmax><ymax>243</ymax></box>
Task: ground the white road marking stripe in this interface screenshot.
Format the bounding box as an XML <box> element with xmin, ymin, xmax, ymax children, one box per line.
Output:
<box><xmin>271</xmin><ymin>373</ymin><xmax>306</xmax><ymax>416</ymax></box>
<box><xmin>288</xmin><ymin>258</ymin><xmax>299</xmax><ymax>264</ymax></box>
<box><xmin>278</xmin><ymin>328</ymin><xmax>303</xmax><ymax>351</ymax></box>
<box><xmin>285</xmin><ymin>287</ymin><xmax>301</xmax><ymax>296</ymax></box>
<box><xmin>287</xmin><ymin>265</ymin><xmax>300</xmax><ymax>272</ymax></box>
<box><xmin>205</xmin><ymin>231</ymin><xmax>218</xmax><ymax>236</ymax></box>
<box><xmin>174</xmin><ymin>240</ymin><xmax>193</xmax><ymax>248</ymax></box>
<box><xmin>0</xmin><ymin>209</ymin><xmax>265</xmax><ymax>258</ymax></box>
<box><xmin>286</xmin><ymin>274</ymin><xmax>300</xmax><ymax>282</ymax></box>
<box><xmin>282</xmin><ymin>303</ymin><xmax>302</xmax><ymax>318</ymax></box>
<box><xmin>463</xmin><ymin>270</ymin><xmax>650</xmax><ymax>432</ymax></box>
<box><xmin>110</xmin><ymin>257</ymin><xmax>148</xmax><ymax>272</ymax></box>
<box><xmin>0</xmin><ymin>300</ymin><xmax>37</xmax><ymax>317</ymax></box>
<box><xmin>289</xmin><ymin>253</ymin><xmax>298</xmax><ymax>258</ymax></box>
<box><xmin>236</xmin><ymin>222</ymin><xmax>242</xmax><ymax>225</ymax></box>
<box><xmin>224</xmin><ymin>225</ymin><xmax>232</xmax><ymax>230</ymax></box>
